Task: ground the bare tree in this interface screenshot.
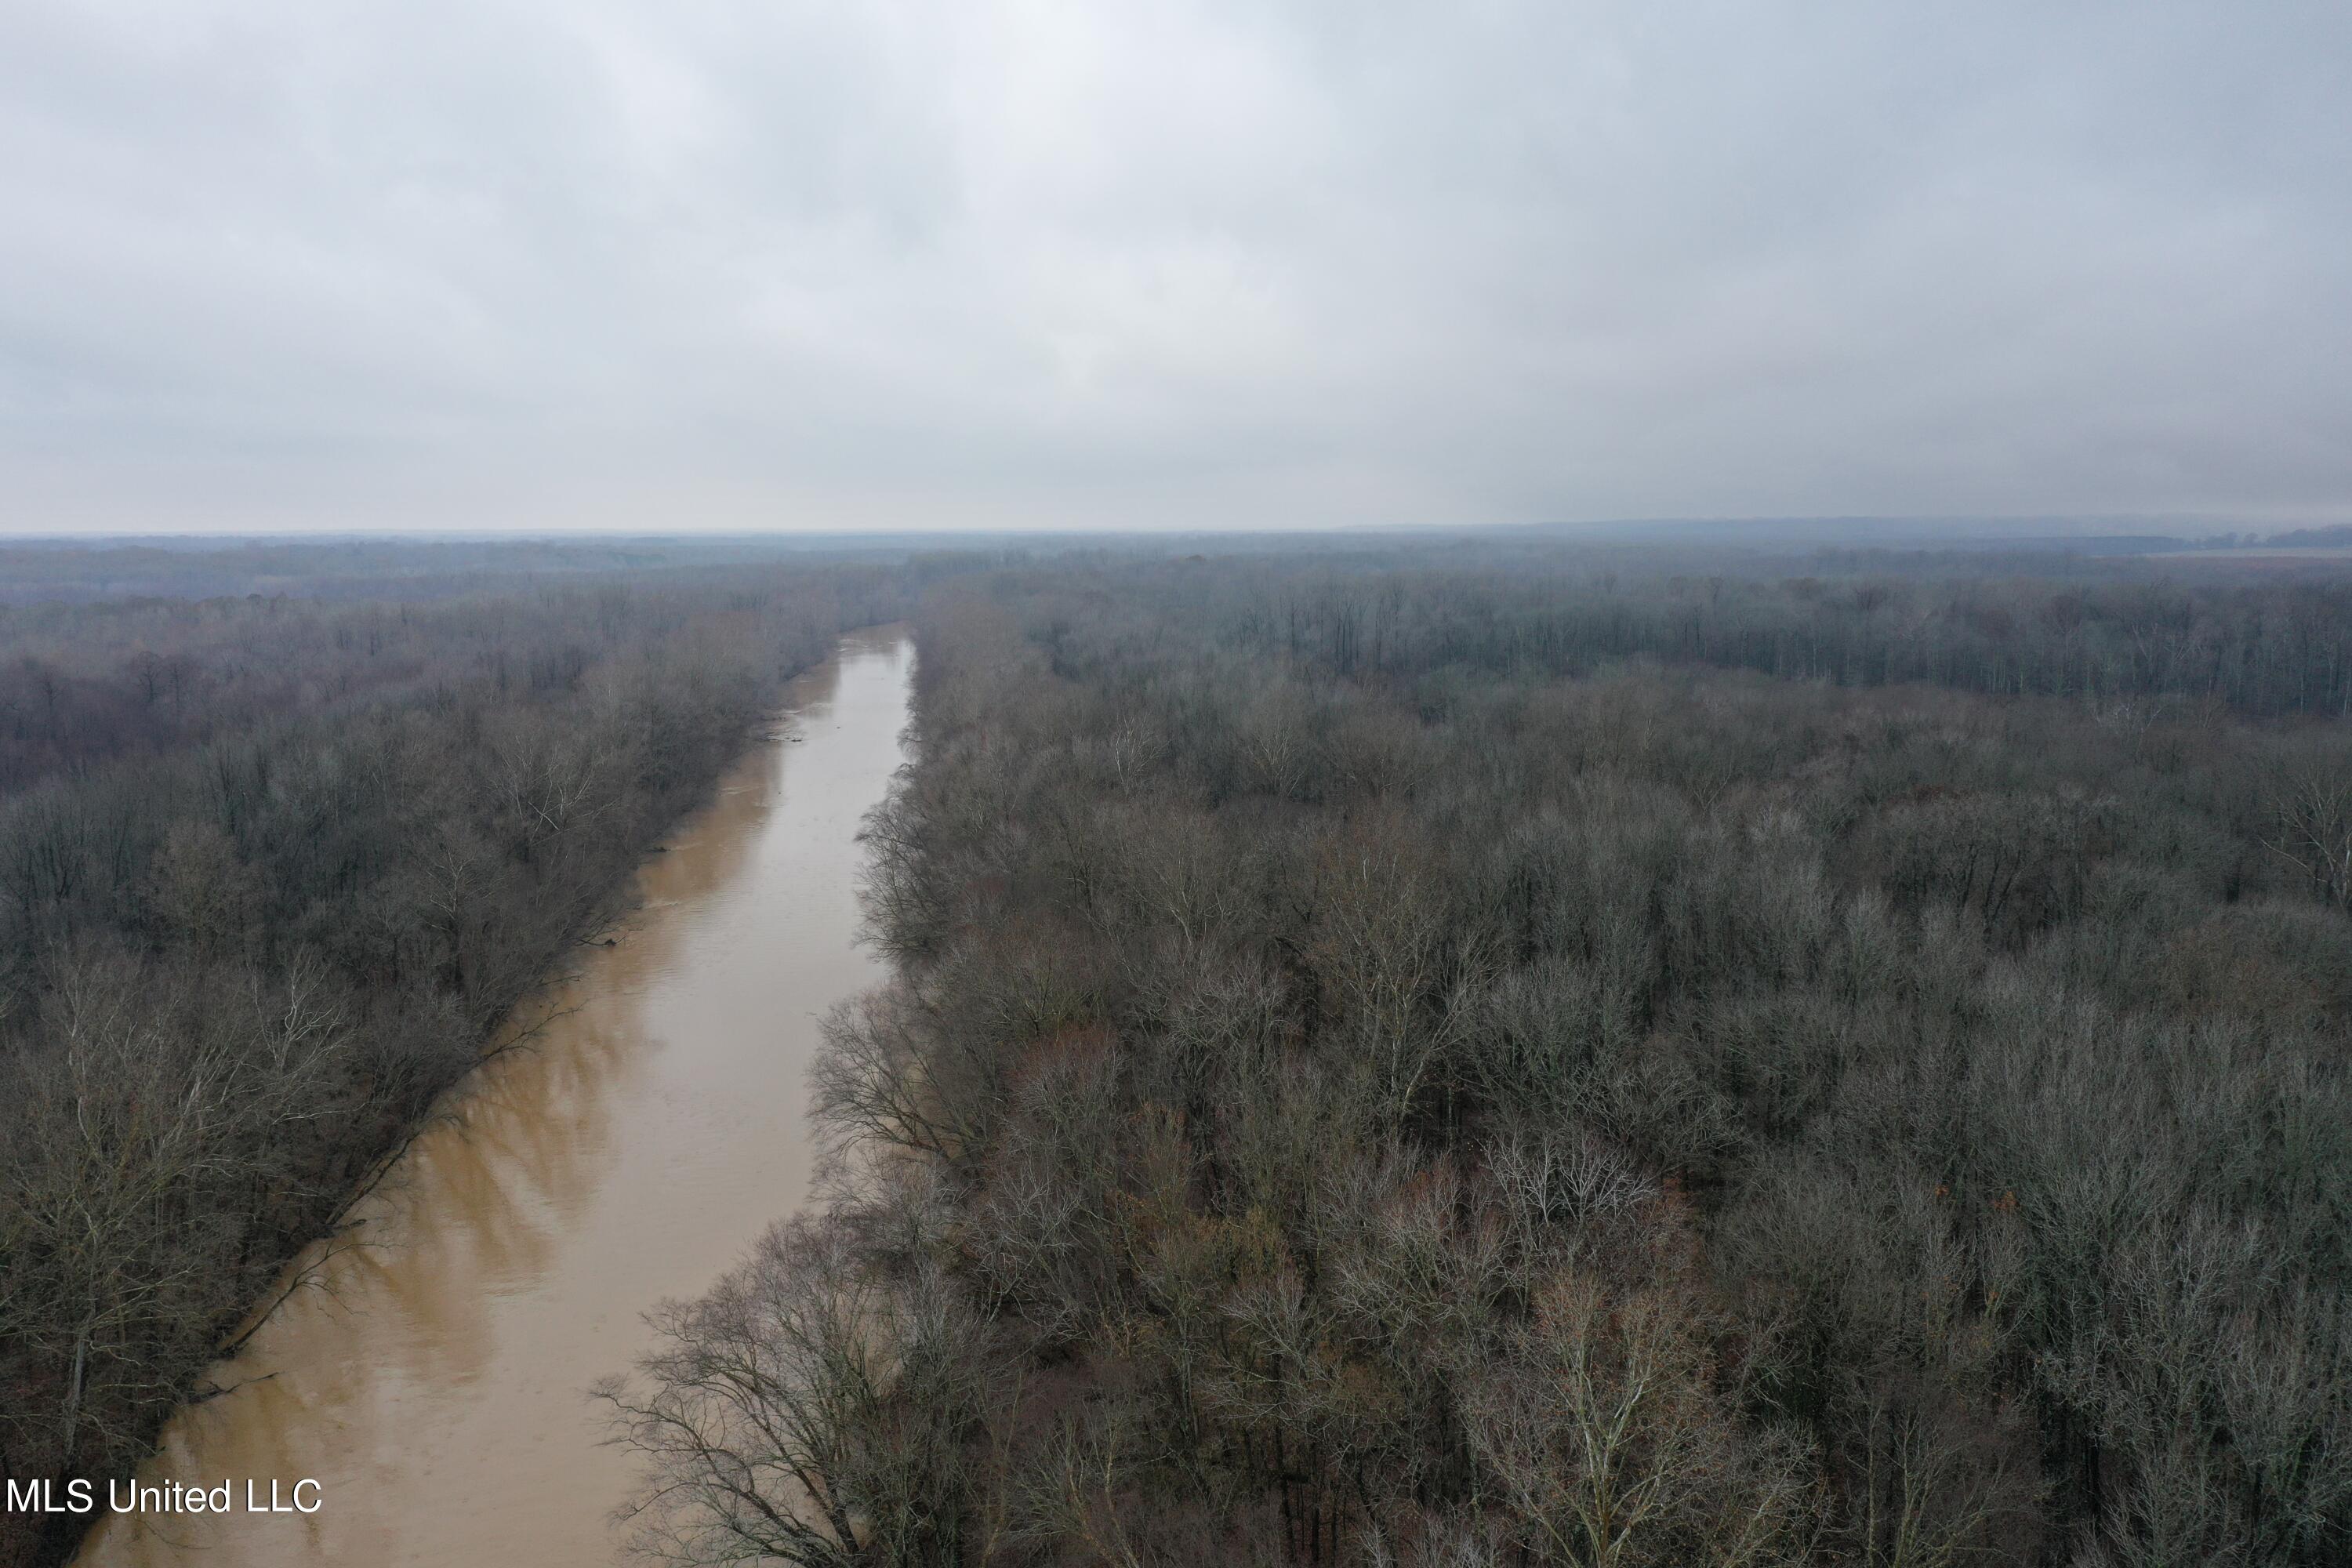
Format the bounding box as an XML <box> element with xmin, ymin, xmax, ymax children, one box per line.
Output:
<box><xmin>1461</xmin><ymin>1275</ymin><xmax>1816</xmax><ymax>1568</ymax></box>
<box><xmin>2264</xmin><ymin>759</ymin><xmax>2352</xmax><ymax>911</ymax></box>
<box><xmin>597</xmin><ymin>1214</ymin><xmax>1011</xmax><ymax>1568</ymax></box>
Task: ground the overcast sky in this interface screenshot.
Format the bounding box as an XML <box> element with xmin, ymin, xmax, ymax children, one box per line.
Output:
<box><xmin>2</xmin><ymin>2</ymin><xmax>2347</xmax><ymax>534</ymax></box>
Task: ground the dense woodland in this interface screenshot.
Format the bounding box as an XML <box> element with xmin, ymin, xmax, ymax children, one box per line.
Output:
<box><xmin>608</xmin><ymin>554</ymin><xmax>2352</xmax><ymax>1566</ymax></box>
<box><xmin>0</xmin><ymin>555</ymin><xmax>935</xmax><ymax>1567</ymax></box>
<box><xmin>1221</xmin><ymin>567</ymin><xmax>2352</xmax><ymax>716</ymax></box>
<box><xmin>0</xmin><ymin>537</ymin><xmax>920</xmax><ymax>606</ymax></box>
<box><xmin>4</xmin><ymin>538</ymin><xmax>2348</xmax><ymax>1568</ymax></box>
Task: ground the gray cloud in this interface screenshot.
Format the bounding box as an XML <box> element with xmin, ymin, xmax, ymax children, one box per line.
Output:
<box><xmin>2</xmin><ymin>0</ymin><xmax>2347</xmax><ymax>532</ymax></box>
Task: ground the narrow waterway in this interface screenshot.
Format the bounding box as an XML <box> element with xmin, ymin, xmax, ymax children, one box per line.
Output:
<box><xmin>75</xmin><ymin>627</ymin><xmax>913</xmax><ymax>1568</ymax></box>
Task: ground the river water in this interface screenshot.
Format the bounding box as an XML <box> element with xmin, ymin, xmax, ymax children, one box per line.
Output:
<box><xmin>74</xmin><ymin>627</ymin><xmax>913</xmax><ymax>1568</ymax></box>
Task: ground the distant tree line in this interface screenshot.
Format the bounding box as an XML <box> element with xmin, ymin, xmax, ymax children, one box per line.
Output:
<box><xmin>608</xmin><ymin>556</ymin><xmax>2352</xmax><ymax>1565</ymax></box>
<box><xmin>0</xmin><ymin>561</ymin><xmax>935</xmax><ymax>1568</ymax></box>
<box><xmin>0</xmin><ymin>537</ymin><xmax>924</xmax><ymax>607</ymax></box>
<box><xmin>1209</xmin><ymin>565</ymin><xmax>2352</xmax><ymax>716</ymax></box>
<box><xmin>0</xmin><ymin>557</ymin><xmax>935</xmax><ymax>793</ymax></box>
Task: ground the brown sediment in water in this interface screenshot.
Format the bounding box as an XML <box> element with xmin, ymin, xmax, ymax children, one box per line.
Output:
<box><xmin>73</xmin><ymin>627</ymin><xmax>913</xmax><ymax>1568</ymax></box>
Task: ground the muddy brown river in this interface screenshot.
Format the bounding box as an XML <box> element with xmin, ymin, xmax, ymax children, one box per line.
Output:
<box><xmin>75</xmin><ymin>627</ymin><xmax>913</xmax><ymax>1568</ymax></box>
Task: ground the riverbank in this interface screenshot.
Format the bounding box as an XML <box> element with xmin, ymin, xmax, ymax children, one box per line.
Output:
<box><xmin>72</xmin><ymin>628</ymin><xmax>914</xmax><ymax>1567</ymax></box>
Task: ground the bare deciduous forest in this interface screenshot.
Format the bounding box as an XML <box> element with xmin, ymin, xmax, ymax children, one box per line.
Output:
<box><xmin>5</xmin><ymin>539</ymin><xmax>2350</xmax><ymax>1568</ymax></box>
<box><xmin>602</xmin><ymin>548</ymin><xmax>2352</xmax><ymax>1566</ymax></box>
<box><xmin>0</xmin><ymin>547</ymin><xmax>938</xmax><ymax>1566</ymax></box>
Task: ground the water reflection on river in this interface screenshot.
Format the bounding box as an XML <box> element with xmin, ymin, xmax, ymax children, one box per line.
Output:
<box><xmin>75</xmin><ymin>628</ymin><xmax>913</xmax><ymax>1568</ymax></box>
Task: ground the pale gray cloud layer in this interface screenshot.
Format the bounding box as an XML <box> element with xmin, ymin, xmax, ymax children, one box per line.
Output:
<box><xmin>2</xmin><ymin>2</ymin><xmax>2347</xmax><ymax>532</ymax></box>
